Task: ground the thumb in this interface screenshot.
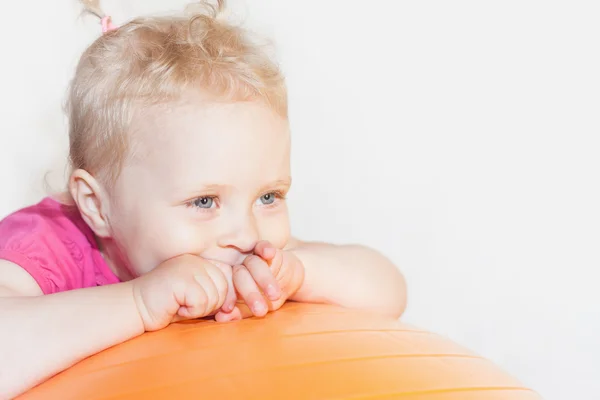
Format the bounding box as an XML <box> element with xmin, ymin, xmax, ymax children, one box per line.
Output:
<box><xmin>254</xmin><ymin>240</ymin><xmax>277</xmax><ymax>260</ymax></box>
<box><xmin>209</xmin><ymin>260</ymin><xmax>237</xmax><ymax>313</ymax></box>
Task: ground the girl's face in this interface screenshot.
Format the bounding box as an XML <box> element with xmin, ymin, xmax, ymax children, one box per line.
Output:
<box><xmin>101</xmin><ymin>98</ymin><xmax>292</xmax><ymax>279</ymax></box>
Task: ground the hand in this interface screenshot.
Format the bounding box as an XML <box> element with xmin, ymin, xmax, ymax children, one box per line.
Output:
<box><xmin>131</xmin><ymin>254</ymin><xmax>228</xmax><ymax>331</ymax></box>
<box><xmin>215</xmin><ymin>241</ymin><xmax>305</xmax><ymax>322</ymax></box>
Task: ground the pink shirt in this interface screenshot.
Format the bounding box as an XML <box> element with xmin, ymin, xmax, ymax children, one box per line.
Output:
<box><xmin>0</xmin><ymin>197</ymin><xmax>120</xmax><ymax>294</ymax></box>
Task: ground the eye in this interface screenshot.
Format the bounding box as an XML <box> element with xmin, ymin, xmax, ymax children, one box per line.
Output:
<box><xmin>260</xmin><ymin>193</ymin><xmax>276</xmax><ymax>205</ymax></box>
<box><xmin>256</xmin><ymin>191</ymin><xmax>284</xmax><ymax>206</ymax></box>
<box><xmin>191</xmin><ymin>196</ymin><xmax>215</xmax><ymax>209</ymax></box>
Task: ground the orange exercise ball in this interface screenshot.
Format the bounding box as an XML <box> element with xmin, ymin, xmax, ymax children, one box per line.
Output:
<box><xmin>19</xmin><ymin>303</ymin><xmax>541</xmax><ymax>399</ymax></box>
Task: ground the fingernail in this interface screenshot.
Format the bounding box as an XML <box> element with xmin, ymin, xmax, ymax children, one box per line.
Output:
<box><xmin>266</xmin><ymin>284</ymin><xmax>280</xmax><ymax>300</ymax></box>
<box><xmin>253</xmin><ymin>300</ymin><xmax>266</xmax><ymax>315</ymax></box>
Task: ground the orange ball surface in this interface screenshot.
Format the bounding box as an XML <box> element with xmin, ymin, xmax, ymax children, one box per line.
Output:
<box><xmin>19</xmin><ymin>303</ymin><xmax>541</xmax><ymax>399</ymax></box>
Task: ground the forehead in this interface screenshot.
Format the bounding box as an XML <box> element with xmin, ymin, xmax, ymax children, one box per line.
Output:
<box><xmin>126</xmin><ymin>98</ymin><xmax>291</xmax><ymax>192</ymax></box>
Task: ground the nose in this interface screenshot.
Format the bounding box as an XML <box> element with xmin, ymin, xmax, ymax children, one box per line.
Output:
<box><xmin>217</xmin><ymin>211</ymin><xmax>259</xmax><ymax>255</ymax></box>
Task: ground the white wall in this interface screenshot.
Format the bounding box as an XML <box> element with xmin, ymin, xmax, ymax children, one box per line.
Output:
<box><xmin>1</xmin><ymin>1</ymin><xmax>598</xmax><ymax>399</ymax></box>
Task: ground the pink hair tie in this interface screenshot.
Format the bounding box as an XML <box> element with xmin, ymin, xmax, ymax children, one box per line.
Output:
<box><xmin>101</xmin><ymin>16</ymin><xmax>117</xmax><ymax>33</ymax></box>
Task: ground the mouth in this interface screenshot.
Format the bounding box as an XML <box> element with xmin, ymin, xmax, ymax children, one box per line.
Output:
<box><xmin>204</xmin><ymin>254</ymin><xmax>249</xmax><ymax>267</ymax></box>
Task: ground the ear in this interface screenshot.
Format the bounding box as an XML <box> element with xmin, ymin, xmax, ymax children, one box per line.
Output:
<box><xmin>69</xmin><ymin>169</ymin><xmax>112</xmax><ymax>238</ymax></box>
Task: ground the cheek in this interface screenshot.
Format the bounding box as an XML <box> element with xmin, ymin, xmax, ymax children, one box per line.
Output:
<box><xmin>143</xmin><ymin>216</ymin><xmax>214</xmax><ymax>262</ymax></box>
<box><xmin>257</xmin><ymin>208</ymin><xmax>291</xmax><ymax>249</ymax></box>
<box><xmin>111</xmin><ymin>207</ymin><xmax>215</xmax><ymax>273</ymax></box>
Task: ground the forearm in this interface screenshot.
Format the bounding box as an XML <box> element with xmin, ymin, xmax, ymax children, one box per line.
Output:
<box><xmin>0</xmin><ymin>282</ymin><xmax>144</xmax><ymax>398</ymax></box>
<box><xmin>287</xmin><ymin>241</ymin><xmax>407</xmax><ymax>318</ymax></box>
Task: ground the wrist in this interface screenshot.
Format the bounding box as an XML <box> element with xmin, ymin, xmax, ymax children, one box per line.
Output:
<box><xmin>123</xmin><ymin>280</ymin><xmax>147</xmax><ymax>334</ymax></box>
<box><xmin>282</xmin><ymin>250</ymin><xmax>306</xmax><ymax>300</ymax></box>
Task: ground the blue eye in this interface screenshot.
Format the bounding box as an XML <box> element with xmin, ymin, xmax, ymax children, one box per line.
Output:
<box><xmin>257</xmin><ymin>192</ymin><xmax>278</xmax><ymax>205</ymax></box>
<box><xmin>192</xmin><ymin>197</ymin><xmax>214</xmax><ymax>209</ymax></box>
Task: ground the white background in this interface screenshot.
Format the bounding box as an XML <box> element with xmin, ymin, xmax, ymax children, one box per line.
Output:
<box><xmin>0</xmin><ymin>1</ymin><xmax>598</xmax><ymax>399</ymax></box>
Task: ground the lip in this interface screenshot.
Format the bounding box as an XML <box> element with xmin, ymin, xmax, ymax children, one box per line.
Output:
<box><xmin>203</xmin><ymin>254</ymin><xmax>248</xmax><ymax>267</ymax></box>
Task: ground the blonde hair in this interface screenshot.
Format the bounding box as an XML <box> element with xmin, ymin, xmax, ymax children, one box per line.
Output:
<box><xmin>69</xmin><ymin>0</ymin><xmax>287</xmax><ymax>185</ymax></box>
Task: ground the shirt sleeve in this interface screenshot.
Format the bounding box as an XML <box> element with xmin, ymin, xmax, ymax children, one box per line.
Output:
<box><xmin>0</xmin><ymin>210</ymin><xmax>65</xmax><ymax>294</ymax></box>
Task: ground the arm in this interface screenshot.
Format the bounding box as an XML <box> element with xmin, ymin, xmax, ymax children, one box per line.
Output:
<box><xmin>285</xmin><ymin>238</ymin><xmax>407</xmax><ymax>319</ymax></box>
<box><xmin>0</xmin><ymin>260</ymin><xmax>144</xmax><ymax>399</ymax></box>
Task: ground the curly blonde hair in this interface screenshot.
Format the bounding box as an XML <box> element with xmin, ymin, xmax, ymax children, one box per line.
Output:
<box><xmin>69</xmin><ymin>0</ymin><xmax>287</xmax><ymax>185</ymax></box>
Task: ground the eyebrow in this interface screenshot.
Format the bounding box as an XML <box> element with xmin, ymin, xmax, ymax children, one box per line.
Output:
<box><xmin>258</xmin><ymin>177</ymin><xmax>292</xmax><ymax>193</ymax></box>
<box><xmin>201</xmin><ymin>177</ymin><xmax>291</xmax><ymax>189</ymax></box>
<box><xmin>269</xmin><ymin>177</ymin><xmax>292</xmax><ymax>187</ymax></box>
<box><xmin>178</xmin><ymin>177</ymin><xmax>292</xmax><ymax>198</ymax></box>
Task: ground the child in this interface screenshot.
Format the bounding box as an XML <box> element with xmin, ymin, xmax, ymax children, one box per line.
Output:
<box><xmin>0</xmin><ymin>0</ymin><xmax>407</xmax><ymax>397</ymax></box>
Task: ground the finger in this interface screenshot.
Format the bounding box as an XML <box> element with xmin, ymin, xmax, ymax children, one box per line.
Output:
<box><xmin>215</xmin><ymin>306</ymin><xmax>243</xmax><ymax>323</ymax></box>
<box><xmin>232</xmin><ymin>265</ymin><xmax>269</xmax><ymax>317</ymax></box>
<box><xmin>176</xmin><ymin>280</ymin><xmax>210</xmax><ymax>319</ymax></box>
<box><xmin>269</xmin><ymin>249</ymin><xmax>284</xmax><ymax>279</ymax></box>
<box><xmin>254</xmin><ymin>240</ymin><xmax>277</xmax><ymax>260</ymax></box>
<box><xmin>222</xmin><ymin>273</ymin><xmax>237</xmax><ymax>313</ymax></box>
<box><xmin>254</xmin><ymin>242</ymin><xmax>284</xmax><ymax>279</ymax></box>
<box><xmin>172</xmin><ymin>308</ymin><xmax>219</xmax><ymax>324</ymax></box>
<box><xmin>204</xmin><ymin>265</ymin><xmax>228</xmax><ymax>312</ymax></box>
<box><xmin>171</xmin><ymin>314</ymin><xmax>186</xmax><ymax>323</ymax></box>
<box><xmin>243</xmin><ymin>255</ymin><xmax>281</xmax><ymax>301</ymax></box>
<box><xmin>210</xmin><ymin>261</ymin><xmax>237</xmax><ymax>313</ymax></box>
<box><xmin>233</xmin><ymin>303</ymin><xmax>255</xmax><ymax>319</ymax></box>
<box><xmin>189</xmin><ymin>270</ymin><xmax>219</xmax><ymax>316</ymax></box>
